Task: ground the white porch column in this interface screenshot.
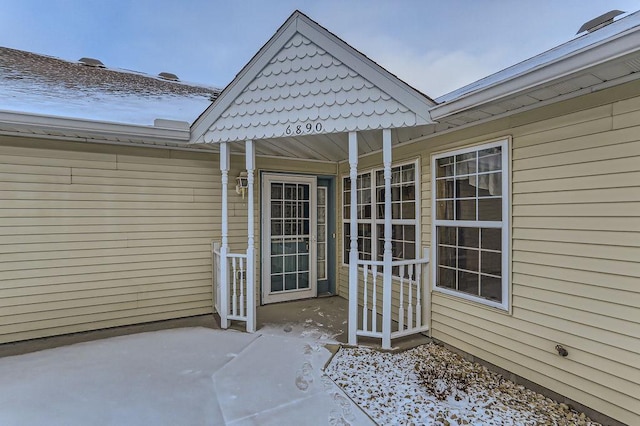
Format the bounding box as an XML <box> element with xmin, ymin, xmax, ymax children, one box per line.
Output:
<box><xmin>348</xmin><ymin>131</ymin><xmax>359</xmax><ymax>346</ymax></box>
<box><xmin>219</xmin><ymin>142</ymin><xmax>230</xmax><ymax>329</ymax></box>
<box><xmin>382</xmin><ymin>128</ymin><xmax>392</xmax><ymax>349</ymax></box>
<box><xmin>245</xmin><ymin>140</ymin><xmax>256</xmax><ymax>333</ymax></box>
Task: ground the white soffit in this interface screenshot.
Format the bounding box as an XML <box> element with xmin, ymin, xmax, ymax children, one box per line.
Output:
<box><xmin>192</xmin><ymin>11</ymin><xmax>435</xmax><ymax>144</ymax></box>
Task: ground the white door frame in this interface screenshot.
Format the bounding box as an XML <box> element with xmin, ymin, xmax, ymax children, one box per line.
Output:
<box><xmin>261</xmin><ymin>173</ymin><xmax>317</xmax><ymax>304</ymax></box>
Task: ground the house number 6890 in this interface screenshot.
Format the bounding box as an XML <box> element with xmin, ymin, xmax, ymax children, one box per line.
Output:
<box><xmin>285</xmin><ymin>122</ymin><xmax>323</xmax><ymax>135</ymax></box>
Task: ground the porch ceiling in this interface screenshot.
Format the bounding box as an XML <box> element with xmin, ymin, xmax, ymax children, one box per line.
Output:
<box><xmin>215</xmin><ymin>124</ymin><xmax>435</xmax><ymax>162</ymax></box>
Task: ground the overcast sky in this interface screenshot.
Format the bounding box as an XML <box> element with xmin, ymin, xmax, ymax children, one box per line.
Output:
<box><xmin>1</xmin><ymin>1</ymin><xmax>638</xmax><ymax>97</ymax></box>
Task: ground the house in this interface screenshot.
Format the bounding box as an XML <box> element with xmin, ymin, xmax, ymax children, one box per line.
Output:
<box><xmin>1</xmin><ymin>9</ymin><xmax>638</xmax><ymax>425</ymax></box>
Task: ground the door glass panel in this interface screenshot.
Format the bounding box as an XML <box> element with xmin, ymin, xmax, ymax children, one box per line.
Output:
<box><xmin>317</xmin><ymin>187</ymin><xmax>327</xmax><ymax>280</ymax></box>
<box><xmin>269</xmin><ymin>181</ymin><xmax>313</xmax><ymax>294</ymax></box>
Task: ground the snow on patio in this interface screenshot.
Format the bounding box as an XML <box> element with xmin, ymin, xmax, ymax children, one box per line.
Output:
<box><xmin>0</xmin><ymin>327</ymin><xmax>372</xmax><ymax>426</ymax></box>
<box><xmin>326</xmin><ymin>343</ymin><xmax>601</xmax><ymax>425</ymax></box>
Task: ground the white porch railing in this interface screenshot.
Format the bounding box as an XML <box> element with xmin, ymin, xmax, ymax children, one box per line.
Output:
<box><xmin>212</xmin><ymin>242</ymin><xmax>252</xmax><ymax>327</ymax></box>
<box><xmin>353</xmin><ymin>247</ymin><xmax>430</xmax><ymax>348</ymax></box>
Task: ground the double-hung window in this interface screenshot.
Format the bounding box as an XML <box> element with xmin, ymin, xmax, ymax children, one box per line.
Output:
<box><xmin>343</xmin><ymin>161</ymin><xmax>418</xmax><ymax>275</ymax></box>
<box><xmin>432</xmin><ymin>140</ymin><xmax>509</xmax><ymax>310</ymax></box>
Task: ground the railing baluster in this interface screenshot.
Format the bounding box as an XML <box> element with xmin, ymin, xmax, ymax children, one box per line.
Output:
<box><xmin>240</xmin><ymin>257</ymin><xmax>245</xmax><ymax>318</ymax></box>
<box><xmin>372</xmin><ymin>265</ymin><xmax>378</xmax><ymax>333</ymax></box>
<box><xmin>363</xmin><ymin>264</ymin><xmax>369</xmax><ymax>332</ymax></box>
<box><xmin>232</xmin><ymin>258</ymin><xmax>238</xmax><ymax>316</ymax></box>
<box><xmin>398</xmin><ymin>264</ymin><xmax>405</xmax><ymax>331</ymax></box>
<box><xmin>408</xmin><ymin>264</ymin><xmax>414</xmax><ymax>330</ymax></box>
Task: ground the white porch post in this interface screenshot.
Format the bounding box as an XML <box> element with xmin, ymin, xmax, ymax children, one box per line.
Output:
<box><xmin>382</xmin><ymin>128</ymin><xmax>392</xmax><ymax>349</ymax></box>
<box><xmin>348</xmin><ymin>131</ymin><xmax>359</xmax><ymax>346</ymax></box>
<box><xmin>219</xmin><ymin>142</ymin><xmax>230</xmax><ymax>329</ymax></box>
<box><xmin>245</xmin><ymin>140</ymin><xmax>256</xmax><ymax>333</ymax></box>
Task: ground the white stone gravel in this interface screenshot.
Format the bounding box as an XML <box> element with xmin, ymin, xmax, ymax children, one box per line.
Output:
<box><xmin>326</xmin><ymin>343</ymin><xmax>601</xmax><ymax>425</ymax></box>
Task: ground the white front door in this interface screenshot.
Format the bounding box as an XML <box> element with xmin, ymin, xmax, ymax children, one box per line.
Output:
<box><xmin>262</xmin><ymin>173</ymin><xmax>317</xmax><ymax>304</ymax></box>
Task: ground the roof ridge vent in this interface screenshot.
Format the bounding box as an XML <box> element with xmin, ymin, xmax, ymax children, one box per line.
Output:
<box><xmin>158</xmin><ymin>72</ymin><xmax>179</xmax><ymax>81</ymax></box>
<box><xmin>78</xmin><ymin>57</ymin><xmax>105</xmax><ymax>68</ymax></box>
<box><xmin>577</xmin><ymin>10</ymin><xmax>625</xmax><ymax>34</ymax></box>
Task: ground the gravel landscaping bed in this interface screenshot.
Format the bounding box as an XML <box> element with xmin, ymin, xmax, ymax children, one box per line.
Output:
<box><xmin>326</xmin><ymin>343</ymin><xmax>601</xmax><ymax>425</ymax></box>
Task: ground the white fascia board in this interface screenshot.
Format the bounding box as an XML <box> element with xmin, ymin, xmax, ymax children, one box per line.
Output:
<box><xmin>0</xmin><ymin>109</ymin><xmax>190</xmax><ymax>142</ymax></box>
<box><xmin>190</xmin><ymin>16</ymin><xmax>299</xmax><ymax>143</ymax></box>
<box><xmin>431</xmin><ymin>26</ymin><xmax>640</xmax><ymax>120</ymax></box>
<box><xmin>294</xmin><ymin>15</ymin><xmax>435</xmax><ymax>124</ymax></box>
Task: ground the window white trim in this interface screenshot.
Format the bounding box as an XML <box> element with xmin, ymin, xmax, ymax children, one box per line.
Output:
<box><xmin>342</xmin><ymin>159</ymin><xmax>420</xmax><ymax>268</ymax></box>
<box><xmin>431</xmin><ymin>139</ymin><xmax>510</xmax><ymax>311</ymax></box>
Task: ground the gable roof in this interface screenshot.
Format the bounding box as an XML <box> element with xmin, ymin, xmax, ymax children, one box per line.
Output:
<box><xmin>0</xmin><ymin>46</ymin><xmax>220</xmax><ymax>126</ymax></box>
<box><xmin>191</xmin><ymin>10</ymin><xmax>435</xmax><ymax>144</ymax></box>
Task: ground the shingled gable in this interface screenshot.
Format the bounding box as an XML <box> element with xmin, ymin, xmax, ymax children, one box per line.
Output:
<box><xmin>190</xmin><ymin>10</ymin><xmax>435</xmax><ymax>144</ymax></box>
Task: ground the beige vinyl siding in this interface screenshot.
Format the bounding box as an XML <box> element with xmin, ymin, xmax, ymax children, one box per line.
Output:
<box><xmin>0</xmin><ymin>137</ymin><xmax>219</xmax><ymax>344</ymax></box>
<box><xmin>424</xmin><ymin>82</ymin><xmax>640</xmax><ymax>425</ymax></box>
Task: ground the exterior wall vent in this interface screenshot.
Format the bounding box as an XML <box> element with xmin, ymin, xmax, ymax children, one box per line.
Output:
<box><xmin>158</xmin><ymin>72</ymin><xmax>179</xmax><ymax>81</ymax></box>
<box><xmin>78</xmin><ymin>57</ymin><xmax>105</xmax><ymax>68</ymax></box>
<box><xmin>577</xmin><ymin>10</ymin><xmax>625</xmax><ymax>34</ymax></box>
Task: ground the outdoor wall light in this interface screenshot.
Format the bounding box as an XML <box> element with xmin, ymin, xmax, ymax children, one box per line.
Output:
<box><xmin>236</xmin><ymin>171</ymin><xmax>248</xmax><ymax>199</ymax></box>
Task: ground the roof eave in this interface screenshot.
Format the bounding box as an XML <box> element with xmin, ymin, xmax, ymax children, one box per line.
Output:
<box><xmin>0</xmin><ymin>110</ymin><xmax>190</xmax><ymax>143</ymax></box>
<box><xmin>430</xmin><ymin>24</ymin><xmax>640</xmax><ymax>120</ymax></box>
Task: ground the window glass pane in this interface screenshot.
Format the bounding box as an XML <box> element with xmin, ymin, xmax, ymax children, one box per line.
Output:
<box><xmin>480</xmin><ymin>275</ymin><xmax>502</xmax><ymax>302</ymax></box>
<box><xmin>299</xmin><ymin>272</ymin><xmax>309</xmax><ymax>289</ymax></box>
<box><xmin>456</xmin><ymin>199</ymin><xmax>476</xmax><ymax>220</ymax></box>
<box><xmin>436</xmin><ymin>156</ymin><xmax>454</xmax><ymax>178</ymax></box>
<box><xmin>458</xmin><ymin>270</ymin><xmax>479</xmax><ymax>296</ymax></box>
<box><xmin>402</xmin><ymin>165</ymin><xmax>415</xmax><ymax>182</ymax></box>
<box><xmin>271</xmin><ymin>275</ymin><xmax>283</xmax><ymax>292</ymax></box>
<box><xmin>438</xmin><ymin>245</ymin><xmax>456</xmax><ymax>267</ymax></box>
<box><xmin>478</xmin><ymin>198</ymin><xmax>502</xmax><ymax>221</ymax></box>
<box><xmin>298</xmin><ymin>254</ymin><xmax>309</xmax><ymax>271</ymax></box>
<box><xmin>437</xmin><ymin>267</ymin><xmax>456</xmax><ymax>289</ymax></box>
<box><xmin>376</xmin><ymin>170</ymin><xmax>384</xmax><ymax>186</ymax></box>
<box><xmin>271</xmin><ymin>241</ymin><xmax>283</xmax><ymax>255</ymax></box>
<box><xmin>478</xmin><ymin>147</ymin><xmax>501</xmax><ymax>172</ymax></box>
<box><xmin>458</xmin><ymin>227</ymin><xmax>479</xmax><ymax>248</ymax></box>
<box><xmin>285</xmin><ymin>273</ymin><xmax>297</xmax><ymax>290</ymax></box>
<box><xmin>477</xmin><ymin>172</ymin><xmax>502</xmax><ymax>196</ymax></box>
<box><xmin>391</xmin><ymin>186</ymin><xmax>401</xmax><ymax>202</ymax></box>
<box><xmin>271</xmin><ymin>202</ymin><xmax>282</xmax><ymax>218</ymax></box>
<box><xmin>405</xmin><ymin>242</ymin><xmax>415</xmax><ymax>259</ymax></box>
<box><xmin>456</xmin><ymin>157</ymin><xmax>476</xmax><ymax>176</ymax></box>
<box><xmin>436</xmin><ymin>179</ymin><xmax>454</xmax><ymax>200</ymax></box>
<box><xmin>481</xmin><ymin>228</ymin><xmax>501</xmax><ymax>251</ymax></box>
<box><xmin>391</xmin><ymin>202</ymin><xmax>401</xmax><ymax>219</ymax></box>
<box><xmin>284</xmin><ymin>241</ymin><xmax>296</xmax><ymax>254</ymax></box>
<box><xmin>436</xmin><ymin>200</ymin><xmax>454</xmax><ymax>220</ymax></box>
<box><xmin>456</xmin><ymin>177</ymin><xmax>476</xmax><ymax>198</ymax></box>
<box><xmin>402</xmin><ymin>202</ymin><xmax>415</xmax><ymax>219</ymax></box>
<box><xmin>481</xmin><ymin>251</ymin><xmax>501</xmax><ymax>276</ymax></box>
<box><xmin>271</xmin><ymin>183</ymin><xmax>283</xmax><ymax>199</ymax></box>
<box><xmin>405</xmin><ymin>225</ymin><xmax>415</xmax><ymax>242</ymax></box>
<box><xmin>438</xmin><ymin>226</ymin><xmax>456</xmax><ymax>246</ymax></box>
<box><xmin>285</xmin><ymin>184</ymin><xmax>296</xmax><ymax>200</ymax></box>
<box><xmin>402</xmin><ymin>184</ymin><xmax>415</xmax><ymax>201</ymax></box>
<box><xmin>284</xmin><ymin>255</ymin><xmax>296</xmax><ymax>272</ymax></box>
<box><xmin>458</xmin><ymin>248</ymin><xmax>479</xmax><ymax>272</ymax></box>
<box><xmin>271</xmin><ymin>220</ymin><xmax>283</xmax><ymax>236</ymax></box>
<box><xmin>271</xmin><ymin>256</ymin><xmax>283</xmax><ymax>274</ymax></box>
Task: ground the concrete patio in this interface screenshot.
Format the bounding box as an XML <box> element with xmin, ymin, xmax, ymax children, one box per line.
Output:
<box><xmin>0</xmin><ymin>326</ymin><xmax>374</xmax><ymax>425</ymax></box>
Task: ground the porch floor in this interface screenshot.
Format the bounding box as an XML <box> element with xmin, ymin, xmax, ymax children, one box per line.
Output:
<box><xmin>250</xmin><ymin>295</ymin><xmax>431</xmax><ymax>351</ymax></box>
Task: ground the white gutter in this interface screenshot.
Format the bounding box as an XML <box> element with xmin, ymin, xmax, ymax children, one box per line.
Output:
<box><xmin>0</xmin><ymin>109</ymin><xmax>191</xmax><ymax>142</ymax></box>
<box><xmin>430</xmin><ymin>14</ymin><xmax>640</xmax><ymax>120</ymax></box>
